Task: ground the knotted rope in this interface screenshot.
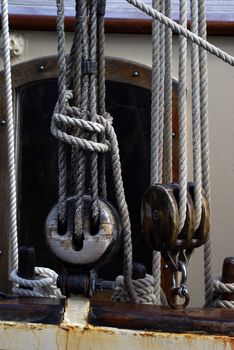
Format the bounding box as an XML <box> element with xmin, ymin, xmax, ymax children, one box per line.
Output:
<box><xmin>112</xmin><ymin>275</ymin><xmax>156</xmax><ymax>304</ymax></box>
<box><xmin>11</xmin><ymin>268</ymin><xmax>62</xmax><ymax>298</ymax></box>
<box><xmin>213</xmin><ymin>276</ymin><xmax>234</xmax><ymax>309</ymax></box>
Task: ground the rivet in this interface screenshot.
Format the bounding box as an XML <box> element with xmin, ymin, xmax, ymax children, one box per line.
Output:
<box><xmin>0</xmin><ymin>120</ymin><xmax>6</xmax><ymax>126</ymax></box>
<box><xmin>172</xmin><ymin>132</ymin><xmax>176</xmax><ymax>138</ymax></box>
<box><xmin>152</xmin><ymin>210</ymin><xmax>160</xmax><ymax>221</ymax></box>
<box><xmin>39</xmin><ymin>65</ymin><xmax>45</xmax><ymax>72</ymax></box>
<box><xmin>133</xmin><ymin>71</ymin><xmax>139</xmax><ymax>77</ymax></box>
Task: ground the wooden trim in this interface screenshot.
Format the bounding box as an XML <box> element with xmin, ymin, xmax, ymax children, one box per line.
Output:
<box><xmin>90</xmin><ymin>294</ymin><xmax>234</xmax><ymax>336</ymax></box>
<box><xmin>4</xmin><ymin>6</ymin><xmax>234</xmax><ymax>36</ymax></box>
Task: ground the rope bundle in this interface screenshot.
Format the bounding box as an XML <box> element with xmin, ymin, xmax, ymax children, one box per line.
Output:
<box><xmin>2</xmin><ymin>0</ymin><xmax>234</xmax><ymax>305</ymax></box>
<box><xmin>213</xmin><ymin>276</ymin><xmax>234</xmax><ymax>309</ymax></box>
<box><xmin>112</xmin><ymin>275</ymin><xmax>156</xmax><ymax>304</ymax></box>
<box><xmin>11</xmin><ymin>267</ymin><xmax>62</xmax><ymax>298</ymax></box>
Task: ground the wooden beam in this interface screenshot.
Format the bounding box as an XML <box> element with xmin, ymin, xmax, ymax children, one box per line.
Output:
<box><xmin>90</xmin><ymin>293</ymin><xmax>234</xmax><ymax>336</ymax></box>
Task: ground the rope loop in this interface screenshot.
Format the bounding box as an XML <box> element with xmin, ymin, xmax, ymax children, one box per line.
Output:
<box><xmin>51</xmin><ymin>111</ymin><xmax>110</xmax><ymax>153</ymax></box>
<box><xmin>213</xmin><ymin>275</ymin><xmax>234</xmax><ymax>309</ymax></box>
<box><xmin>112</xmin><ymin>275</ymin><xmax>156</xmax><ymax>304</ymax></box>
<box><xmin>11</xmin><ymin>267</ymin><xmax>63</xmax><ymax>298</ymax></box>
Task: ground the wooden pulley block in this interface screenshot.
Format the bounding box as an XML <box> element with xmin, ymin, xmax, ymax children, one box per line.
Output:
<box><xmin>186</xmin><ymin>182</ymin><xmax>210</xmax><ymax>251</ymax></box>
<box><xmin>169</xmin><ymin>183</ymin><xmax>195</xmax><ymax>250</ymax></box>
<box><xmin>45</xmin><ymin>195</ymin><xmax>121</xmax><ymax>269</ymax></box>
<box><xmin>141</xmin><ymin>184</ymin><xmax>179</xmax><ymax>251</ymax></box>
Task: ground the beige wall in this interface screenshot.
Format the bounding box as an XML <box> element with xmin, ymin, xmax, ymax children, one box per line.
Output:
<box><xmin>1</xmin><ymin>31</ymin><xmax>234</xmax><ymax>306</ymax></box>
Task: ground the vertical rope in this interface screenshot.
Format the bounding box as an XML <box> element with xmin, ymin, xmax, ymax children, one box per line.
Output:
<box><xmin>97</xmin><ymin>0</ymin><xmax>107</xmax><ymax>199</ymax></box>
<box><xmin>56</xmin><ymin>0</ymin><xmax>67</xmax><ymax>224</ymax></box>
<box><xmin>191</xmin><ymin>0</ymin><xmax>202</xmax><ymax>230</ymax></box>
<box><xmin>1</xmin><ymin>0</ymin><xmax>18</xmax><ymax>272</ymax></box>
<box><xmin>70</xmin><ymin>1</ymin><xmax>82</xmax><ymax>195</ymax></box>
<box><xmin>198</xmin><ymin>0</ymin><xmax>213</xmax><ymax>306</ymax></box>
<box><xmin>163</xmin><ymin>0</ymin><xmax>173</xmax><ymax>184</ymax></box>
<box><xmin>76</xmin><ymin>0</ymin><xmax>89</xmax><ymax>204</ymax></box>
<box><xmin>178</xmin><ymin>0</ymin><xmax>188</xmax><ymax>232</ymax></box>
<box><xmin>89</xmin><ymin>0</ymin><xmax>99</xmax><ymax>222</ymax></box>
<box><xmin>151</xmin><ymin>0</ymin><xmax>162</xmax><ymax>305</ymax></box>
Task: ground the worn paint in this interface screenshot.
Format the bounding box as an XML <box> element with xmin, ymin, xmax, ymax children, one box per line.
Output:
<box><xmin>0</xmin><ymin>297</ymin><xmax>234</xmax><ymax>350</ymax></box>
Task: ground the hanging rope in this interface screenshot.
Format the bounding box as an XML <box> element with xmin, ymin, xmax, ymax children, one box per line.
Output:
<box><xmin>97</xmin><ymin>0</ymin><xmax>107</xmax><ymax>199</ymax></box>
<box><xmin>191</xmin><ymin>0</ymin><xmax>202</xmax><ymax>231</ymax></box>
<box><xmin>126</xmin><ymin>0</ymin><xmax>234</xmax><ymax>66</ymax></box>
<box><xmin>163</xmin><ymin>0</ymin><xmax>173</xmax><ymax>184</ymax></box>
<box><xmin>56</xmin><ymin>0</ymin><xmax>68</xmax><ymax>225</ymax></box>
<box><xmin>151</xmin><ymin>0</ymin><xmax>162</xmax><ymax>305</ymax></box>
<box><xmin>198</xmin><ymin>0</ymin><xmax>213</xmax><ymax>307</ymax></box>
<box><xmin>1</xmin><ymin>0</ymin><xmax>18</xmax><ymax>273</ymax></box>
<box><xmin>178</xmin><ymin>0</ymin><xmax>188</xmax><ymax>232</ymax></box>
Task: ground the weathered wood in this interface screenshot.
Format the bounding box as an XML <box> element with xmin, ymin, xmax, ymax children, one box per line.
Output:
<box><xmin>0</xmin><ymin>297</ymin><xmax>64</xmax><ymax>324</ymax></box>
<box><xmin>89</xmin><ymin>294</ymin><xmax>234</xmax><ymax>336</ymax></box>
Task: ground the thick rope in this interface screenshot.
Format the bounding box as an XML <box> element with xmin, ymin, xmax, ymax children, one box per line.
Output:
<box><xmin>163</xmin><ymin>0</ymin><xmax>173</xmax><ymax>184</ymax></box>
<box><xmin>178</xmin><ymin>0</ymin><xmax>188</xmax><ymax>232</ymax></box>
<box><xmin>126</xmin><ymin>0</ymin><xmax>234</xmax><ymax>66</ymax></box>
<box><xmin>1</xmin><ymin>0</ymin><xmax>18</xmax><ymax>272</ymax></box>
<box><xmin>151</xmin><ymin>0</ymin><xmax>162</xmax><ymax>306</ymax></box>
<box><xmin>89</xmin><ymin>0</ymin><xmax>99</xmax><ymax>223</ymax></box>
<box><xmin>97</xmin><ymin>0</ymin><xmax>107</xmax><ymax>199</ymax></box>
<box><xmin>11</xmin><ymin>268</ymin><xmax>62</xmax><ymax>298</ymax></box>
<box><xmin>112</xmin><ymin>275</ymin><xmax>156</xmax><ymax>304</ymax></box>
<box><xmin>191</xmin><ymin>0</ymin><xmax>202</xmax><ymax>230</ymax></box>
<box><xmin>198</xmin><ymin>0</ymin><xmax>213</xmax><ymax>307</ymax></box>
<box><xmin>56</xmin><ymin>0</ymin><xmax>68</xmax><ymax>224</ymax></box>
<box><xmin>213</xmin><ymin>276</ymin><xmax>234</xmax><ymax>309</ymax></box>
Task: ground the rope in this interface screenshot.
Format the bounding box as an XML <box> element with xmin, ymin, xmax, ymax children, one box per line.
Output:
<box><xmin>178</xmin><ymin>0</ymin><xmax>188</xmax><ymax>232</ymax></box>
<box><xmin>126</xmin><ymin>0</ymin><xmax>234</xmax><ymax>66</ymax></box>
<box><xmin>213</xmin><ymin>276</ymin><xmax>234</xmax><ymax>309</ymax></box>
<box><xmin>89</xmin><ymin>0</ymin><xmax>99</xmax><ymax>223</ymax></box>
<box><xmin>74</xmin><ymin>0</ymin><xmax>89</xmax><ymax>241</ymax></box>
<box><xmin>1</xmin><ymin>0</ymin><xmax>18</xmax><ymax>272</ymax></box>
<box><xmin>151</xmin><ymin>0</ymin><xmax>162</xmax><ymax>305</ymax></box>
<box><xmin>191</xmin><ymin>0</ymin><xmax>202</xmax><ymax>230</ymax></box>
<box><xmin>198</xmin><ymin>0</ymin><xmax>213</xmax><ymax>307</ymax></box>
<box><xmin>56</xmin><ymin>0</ymin><xmax>68</xmax><ymax>225</ymax></box>
<box><xmin>11</xmin><ymin>268</ymin><xmax>63</xmax><ymax>298</ymax></box>
<box><xmin>112</xmin><ymin>275</ymin><xmax>156</xmax><ymax>304</ymax></box>
<box><xmin>97</xmin><ymin>0</ymin><xmax>107</xmax><ymax>199</ymax></box>
<box><xmin>163</xmin><ymin>0</ymin><xmax>173</xmax><ymax>184</ymax></box>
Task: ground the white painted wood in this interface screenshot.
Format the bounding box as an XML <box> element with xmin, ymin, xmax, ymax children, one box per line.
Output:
<box><xmin>0</xmin><ymin>298</ymin><xmax>233</xmax><ymax>350</ymax></box>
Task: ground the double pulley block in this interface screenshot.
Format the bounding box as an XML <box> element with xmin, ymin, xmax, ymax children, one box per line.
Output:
<box><xmin>45</xmin><ymin>195</ymin><xmax>121</xmax><ymax>296</ymax></box>
<box><xmin>141</xmin><ymin>182</ymin><xmax>210</xmax><ymax>308</ymax></box>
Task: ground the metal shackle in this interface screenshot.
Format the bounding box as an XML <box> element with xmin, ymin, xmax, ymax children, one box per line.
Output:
<box><xmin>46</xmin><ymin>195</ymin><xmax>120</xmax><ymax>268</ymax></box>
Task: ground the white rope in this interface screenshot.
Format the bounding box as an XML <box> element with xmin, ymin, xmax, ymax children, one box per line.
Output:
<box><xmin>198</xmin><ymin>0</ymin><xmax>213</xmax><ymax>307</ymax></box>
<box><xmin>112</xmin><ymin>275</ymin><xmax>156</xmax><ymax>304</ymax></box>
<box><xmin>151</xmin><ymin>0</ymin><xmax>162</xmax><ymax>305</ymax></box>
<box><xmin>1</xmin><ymin>0</ymin><xmax>18</xmax><ymax>272</ymax></box>
<box><xmin>178</xmin><ymin>0</ymin><xmax>188</xmax><ymax>232</ymax></box>
<box><xmin>191</xmin><ymin>0</ymin><xmax>202</xmax><ymax>230</ymax></box>
<box><xmin>11</xmin><ymin>267</ymin><xmax>63</xmax><ymax>298</ymax></box>
<box><xmin>1</xmin><ymin>0</ymin><xmax>63</xmax><ymax>298</ymax></box>
<box><xmin>126</xmin><ymin>0</ymin><xmax>234</xmax><ymax>66</ymax></box>
<box><xmin>213</xmin><ymin>276</ymin><xmax>234</xmax><ymax>309</ymax></box>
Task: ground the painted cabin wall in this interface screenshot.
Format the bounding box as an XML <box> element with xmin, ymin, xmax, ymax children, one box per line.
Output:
<box><xmin>0</xmin><ymin>31</ymin><xmax>234</xmax><ymax>306</ymax></box>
